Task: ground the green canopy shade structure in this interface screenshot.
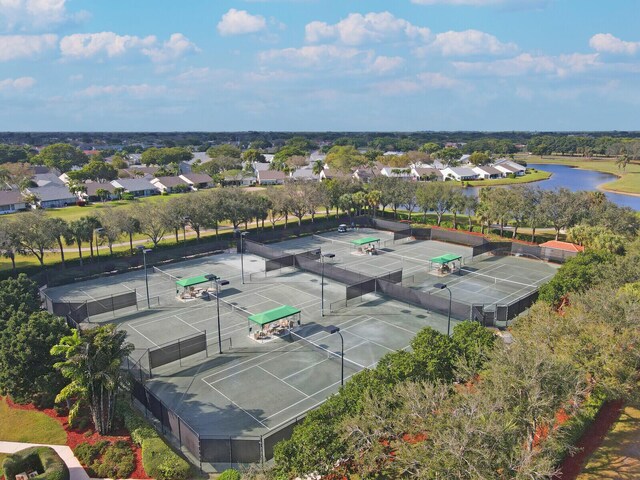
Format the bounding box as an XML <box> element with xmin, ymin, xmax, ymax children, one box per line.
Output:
<box><xmin>351</xmin><ymin>237</ymin><xmax>380</xmax><ymax>246</ymax></box>
<box><xmin>430</xmin><ymin>253</ymin><xmax>462</xmax><ymax>264</ymax></box>
<box><xmin>248</xmin><ymin>305</ymin><xmax>301</xmax><ymax>326</ymax></box>
<box><xmin>429</xmin><ymin>253</ymin><xmax>462</xmax><ymax>275</ymax></box>
<box><xmin>176</xmin><ymin>275</ymin><xmax>216</xmax><ymax>288</ymax></box>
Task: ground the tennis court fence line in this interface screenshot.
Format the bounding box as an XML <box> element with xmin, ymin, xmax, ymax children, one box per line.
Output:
<box><xmin>44</xmin><ymin>290</ymin><xmax>141</xmax><ymax>324</ymax></box>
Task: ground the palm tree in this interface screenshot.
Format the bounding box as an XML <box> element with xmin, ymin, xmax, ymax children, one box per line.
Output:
<box><xmin>49</xmin><ymin>218</ymin><xmax>70</xmax><ymax>268</ymax></box>
<box><xmin>51</xmin><ymin>325</ymin><xmax>134</xmax><ymax>434</ymax></box>
<box><xmin>616</xmin><ymin>154</ymin><xmax>630</xmax><ymax>172</ymax></box>
<box><xmin>66</xmin><ymin>218</ymin><xmax>89</xmax><ymax>266</ymax></box>
<box><xmin>312</xmin><ymin>160</ymin><xmax>324</xmax><ymax>177</ymax></box>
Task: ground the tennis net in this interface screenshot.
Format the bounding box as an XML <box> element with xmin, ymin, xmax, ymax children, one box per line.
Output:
<box><xmin>289</xmin><ymin>330</ymin><xmax>366</xmax><ymax>371</ymax></box>
<box><xmin>152</xmin><ymin>266</ymin><xmax>180</xmax><ymax>283</ymax></box>
<box><xmin>458</xmin><ymin>267</ymin><xmax>540</xmax><ymax>290</ymax></box>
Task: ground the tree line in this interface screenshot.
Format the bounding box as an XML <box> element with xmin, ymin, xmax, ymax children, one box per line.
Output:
<box><xmin>1</xmin><ymin>178</ymin><xmax>637</xmax><ymax>270</ymax></box>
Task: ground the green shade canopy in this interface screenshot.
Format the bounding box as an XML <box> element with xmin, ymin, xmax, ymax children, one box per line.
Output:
<box><xmin>248</xmin><ymin>305</ymin><xmax>301</xmax><ymax>326</ymax></box>
<box><xmin>176</xmin><ymin>275</ymin><xmax>215</xmax><ymax>288</ymax></box>
<box><xmin>430</xmin><ymin>254</ymin><xmax>462</xmax><ymax>264</ymax></box>
<box><xmin>351</xmin><ymin>237</ymin><xmax>380</xmax><ymax>246</ymax></box>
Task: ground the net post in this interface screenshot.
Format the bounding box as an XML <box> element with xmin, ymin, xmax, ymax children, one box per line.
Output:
<box><xmin>147</xmin><ymin>348</ymin><xmax>152</xmax><ymax>379</ymax></box>
<box><xmin>135</xmin><ymin>288</ymin><xmax>139</xmax><ymax>311</ymax></box>
<box><xmin>204</xmin><ymin>329</ymin><xmax>208</xmax><ymax>357</ymax></box>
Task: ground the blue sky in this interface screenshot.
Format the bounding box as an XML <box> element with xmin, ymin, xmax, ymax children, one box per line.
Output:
<box><xmin>0</xmin><ymin>0</ymin><xmax>638</xmax><ymax>131</ymax></box>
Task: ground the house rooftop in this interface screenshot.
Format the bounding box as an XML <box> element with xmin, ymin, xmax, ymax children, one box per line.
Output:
<box><xmin>257</xmin><ymin>170</ymin><xmax>286</xmax><ymax>180</ymax></box>
<box><xmin>85</xmin><ymin>182</ymin><xmax>116</xmax><ymax>196</ymax></box>
<box><xmin>112</xmin><ymin>178</ymin><xmax>158</xmax><ymax>191</ymax></box>
<box><xmin>153</xmin><ymin>176</ymin><xmax>189</xmax><ymax>187</ymax></box>
<box><xmin>180</xmin><ymin>172</ymin><xmax>213</xmax><ymax>184</ymax></box>
<box><xmin>27</xmin><ymin>185</ymin><xmax>75</xmax><ymax>201</ymax></box>
<box><xmin>539</xmin><ymin>240</ymin><xmax>585</xmax><ymax>253</ymax></box>
<box><xmin>0</xmin><ymin>190</ymin><xmax>24</xmax><ymax>205</ymax></box>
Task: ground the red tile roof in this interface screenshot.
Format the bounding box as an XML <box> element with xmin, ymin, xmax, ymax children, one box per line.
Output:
<box><xmin>539</xmin><ymin>240</ymin><xmax>585</xmax><ymax>253</ymax></box>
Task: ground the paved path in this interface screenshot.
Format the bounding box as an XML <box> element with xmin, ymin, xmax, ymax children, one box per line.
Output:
<box><xmin>0</xmin><ymin>441</ymin><xmax>89</xmax><ymax>480</ymax></box>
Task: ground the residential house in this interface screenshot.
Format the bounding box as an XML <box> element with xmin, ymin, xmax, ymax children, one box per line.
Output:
<box><xmin>123</xmin><ymin>166</ymin><xmax>160</xmax><ymax>179</ymax></box>
<box><xmin>222</xmin><ymin>171</ymin><xmax>255</xmax><ymax>186</ymax></box>
<box><xmin>352</xmin><ymin>166</ymin><xmax>380</xmax><ymax>183</ymax></box>
<box><xmin>290</xmin><ymin>168</ymin><xmax>320</xmax><ymax>181</ymax></box>
<box><xmin>256</xmin><ymin>170</ymin><xmax>285</xmax><ymax>185</ymax></box>
<box><xmin>253</xmin><ymin>162</ymin><xmax>271</xmax><ymax>173</ymax></box>
<box><xmin>83</xmin><ymin>182</ymin><xmax>117</xmax><ymax>201</ymax></box>
<box><xmin>472</xmin><ymin>166</ymin><xmax>504</xmax><ymax>179</ymax></box>
<box><xmin>380</xmin><ymin>166</ymin><xmax>414</xmax><ymax>180</ymax></box>
<box><xmin>441</xmin><ymin>167</ymin><xmax>479</xmax><ymax>181</ymax></box>
<box><xmin>411</xmin><ymin>167</ymin><xmax>443</xmax><ymax>181</ymax></box>
<box><xmin>26</xmin><ymin>186</ymin><xmax>77</xmax><ymax>208</ymax></box>
<box><xmin>179</xmin><ymin>173</ymin><xmax>214</xmax><ymax>190</ymax></box>
<box><xmin>111</xmin><ymin>179</ymin><xmax>159</xmax><ymax>197</ymax></box>
<box><xmin>0</xmin><ymin>190</ymin><xmax>27</xmax><ymax>214</ymax></box>
<box><xmin>494</xmin><ymin>160</ymin><xmax>526</xmax><ymax>176</ymax></box>
<box><xmin>539</xmin><ymin>240</ymin><xmax>585</xmax><ymax>253</ymax></box>
<box><xmin>319</xmin><ymin>167</ymin><xmax>351</xmax><ymax>181</ymax></box>
<box><xmin>151</xmin><ymin>176</ymin><xmax>191</xmax><ymax>194</ymax></box>
<box><xmin>33</xmin><ymin>172</ymin><xmax>65</xmax><ymax>187</ymax></box>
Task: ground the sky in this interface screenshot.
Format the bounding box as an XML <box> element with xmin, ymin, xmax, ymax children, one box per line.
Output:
<box><xmin>0</xmin><ymin>0</ymin><xmax>639</xmax><ymax>132</ymax></box>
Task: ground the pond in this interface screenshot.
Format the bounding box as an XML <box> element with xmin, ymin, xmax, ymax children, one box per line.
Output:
<box><xmin>464</xmin><ymin>163</ymin><xmax>640</xmax><ymax>211</ymax></box>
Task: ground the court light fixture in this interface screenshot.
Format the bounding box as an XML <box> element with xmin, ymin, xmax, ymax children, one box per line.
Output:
<box><xmin>323</xmin><ymin>325</ymin><xmax>344</xmax><ymax>386</ymax></box>
<box><xmin>434</xmin><ymin>283</ymin><xmax>452</xmax><ymax>336</ymax></box>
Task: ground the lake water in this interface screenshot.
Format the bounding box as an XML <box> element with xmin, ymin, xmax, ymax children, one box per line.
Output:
<box><xmin>465</xmin><ymin>163</ymin><xmax>640</xmax><ymax>210</ymax></box>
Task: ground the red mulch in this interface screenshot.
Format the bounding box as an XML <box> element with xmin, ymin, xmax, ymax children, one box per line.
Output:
<box><xmin>5</xmin><ymin>397</ymin><xmax>149</xmax><ymax>479</ymax></box>
<box><xmin>554</xmin><ymin>400</ymin><xmax>624</xmax><ymax>480</ymax></box>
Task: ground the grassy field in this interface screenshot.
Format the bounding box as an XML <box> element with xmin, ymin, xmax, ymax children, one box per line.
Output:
<box><xmin>520</xmin><ymin>154</ymin><xmax>640</xmax><ymax>195</ymax></box>
<box><xmin>40</xmin><ymin>194</ymin><xmax>172</xmax><ymax>222</ymax></box>
<box><xmin>577</xmin><ymin>406</ymin><xmax>640</xmax><ymax>479</ymax></box>
<box><xmin>0</xmin><ymin>397</ymin><xmax>67</xmax><ymax>445</ymax></box>
<box><xmin>465</xmin><ymin>168</ymin><xmax>551</xmax><ymax>187</ymax></box>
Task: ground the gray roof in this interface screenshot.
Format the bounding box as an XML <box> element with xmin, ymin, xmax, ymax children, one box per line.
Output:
<box><xmin>448</xmin><ymin>167</ymin><xmax>477</xmax><ymax>176</ymax></box>
<box><xmin>413</xmin><ymin>167</ymin><xmax>443</xmax><ymax>177</ymax></box>
<box><xmin>254</xmin><ymin>162</ymin><xmax>270</xmax><ymax>172</ymax></box>
<box><xmin>258</xmin><ymin>170</ymin><xmax>286</xmax><ymax>180</ymax></box>
<box><xmin>474</xmin><ymin>166</ymin><xmax>502</xmax><ymax>175</ymax></box>
<box><xmin>495</xmin><ymin>159</ymin><xmax>526</xmax><ymax>171</ymax></box>
<box><xmin>33</xmin><ymin>173</ymin><xmax>65</xmax><ymax>187</ymax></box>
<box><xmin>0</xmin><ymin>190</ymin><xmax>25</xmax><ymax>205</ymax></box>
<box><xmin>27</xmin><ymin>185</ymin><xmax>75</xmax><ymax>201</ymax></box>
<box><xmin>291</xmin><ymin>168</ymin><xmax>319</xmax><ymax>179</ymax></box>
<box><xmin>494</xmin><ymin>163</ymin><xmax>518</xmax><ymax>173</ymax></box>
<box><xmin>112</xmin><ymin>178</ymin><xmax>159</xmax><ymax>192</ymax></box>
<box><xmin>180</xmin><ymin>173</ymin><xmax>213</xmax><ymax>184</ymax></box>
<box><xmin>85</xmin><ymin>182</ymin><xmax>116</xmax><ymax>195</ymax></box>
<box><xmin>153</xmin><ymin>176</ymin><xmax>189</xmax><ymax>187</ymax></box>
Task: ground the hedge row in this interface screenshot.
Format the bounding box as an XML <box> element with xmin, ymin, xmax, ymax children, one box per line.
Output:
<box><xmin>2</xmin><ymin>446</ymin><xmax>69</xmax><ymax>480</ymax></box>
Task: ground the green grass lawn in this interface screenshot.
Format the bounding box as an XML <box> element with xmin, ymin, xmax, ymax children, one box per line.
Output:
<box><xmin>0</xmin><ymin>397</ymin><xmax>67</xmax><ymax>445</ymax></box>
<box><xmin>40</xmin><ymin>194</ymin><xmax>173</xmax><ymax>222</ymax></box>
<box><xmin>521</xmin><ymin>154</ymin><xmax>640</xmax><ymax>195</ymax></box>
<box><xmin>577</xmin><ymin>406</ymin><xmax>640</xmax><ymax>479</ymax></box>
<box><xmin>465</xmin><ymin>168</ymin><xmax>552</xmax><ymax>187</ymax></box>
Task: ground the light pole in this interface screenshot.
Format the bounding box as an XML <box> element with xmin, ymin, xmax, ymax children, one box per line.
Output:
<box><xmin>95</xmin><ymin>227</ymin><xmax>104</xmax><ymax>260</ymax></box>
<box><xmin>324</xmin><ymin>325</ymin><xmax>344</xmax><ymax>386</ymax></box>
<box><xmin>320</xmin><ymin>252</ymin><xmax>335</xmax><ymax>317</ymax></box>
<box><xmin>240</xmin><ymin>231</ymin><xmax>248</xmax><ymax>284</ymax></box>
<box><xmin>434</xmin><ymin>283</ymin><xmax>452</xmax><ymax>336</ymax></box>
<box><xmin>206</xmin><ymin>274</ymin><xmax>230</xmax><ymax>354</ymax></box>
<box><xmin>137</xmin><ymin>246</ymin><xmax>152</xmax><ymax>308</ymax></box>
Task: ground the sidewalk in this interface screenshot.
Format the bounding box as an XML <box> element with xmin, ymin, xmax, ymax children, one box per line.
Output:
<box><xmin>0</xmin><ymin>440</ymin><xmax>89</xmax><ymax>480</ymax></box>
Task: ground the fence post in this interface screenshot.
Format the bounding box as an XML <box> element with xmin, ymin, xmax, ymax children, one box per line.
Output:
<box><xmin>111</xmin><ymin>294</ymin><xmax>115</xmax><ymax>317</ymax></box>
<box><xmin>135</xmin><ymin>288</ymin><xmax>138</xmax><ymax>311</ymax></box>
<box><xmin>147</xmin><ymin>348</ymin><xmax>152</xmax><ymax>379</ymax></box>
<box><xmin>204</xmin><ymin>330</ymin><xmax>208</xmax><ymax>357</ymax></box>
<box><xmin>85</xmin><ymin>301</ymin><xmax>91</xmax><ymax>323</ymax></box>
<box><xmin>178</xmin><ymin>338</ymin><xmax>182</xmax><ymax>367</ymax></box>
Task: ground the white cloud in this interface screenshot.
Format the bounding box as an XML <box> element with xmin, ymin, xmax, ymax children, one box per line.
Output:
<box><xmin>374</xmin><ymin>72</ymin><xmax>460</xmax><ymax>95</ymax></box>
<box><xmin>259</xmin><ymin>45</ymin><xmax>367</xmax><ymax>68</ymax></box>
<box><xmin>141</xmin><ymin>33</ymin><xmax>199</xmax><ymax>63</ymax></box>
<box><xmin>0</xmin><ymin>76</ymin><xmax>36</xmax><ymax>91</ymax></box>
<box><xmin>589</xmin><ymin>33</ymin><xmax>640</xmax><ymax>55</ymax></box>
<box><xmin>77</xmin><ymin>83</ymin><xmax>167</xmax><ymax>98</ymax></box>
<box><xmin>425</xmin><ymin>29</ymin><xmax>517</xmax><ymax>56</ymax></box>
<box><xmin>453</xmin><ymin>52</ymin><xmax>600</xmax><ymax>77</ymax></box>
<box><xmin>0</xmin><ymin>33</ymin><xmax>57</xmax><ymax>60</ymax></box>
<box><xmin>305</xmin><ymin>12</ymin><xmax>430</xmax><ymax>46</ymax></box>
<box><xmin>217</xmin><ymin>9</ymin><xmax>267</xmax><ymax>36</ymax></box>
<box><xmin>60</xmin><ymin>32</ymin><xmax>155</xmax><ymax>59</ymax></box>
<box><xmin>369</xmin><ymin>55</ymin><xmax>404</xmax><ymax>74</ymax></box>
<box><xmin>0</xmin><ymin>0</ymin><xmax>86</xmax><ymax>31</ymax></box>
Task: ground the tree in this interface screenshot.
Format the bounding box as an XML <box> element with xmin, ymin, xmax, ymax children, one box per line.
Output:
<box><xmin>242</xmin><ymin>148</ymin><xmax>265</xmax><ymax>165</ymax></box>
<box><xmin>325</xmin><ymin>145</ymin><xmax>365</xmax><ymax>173</ymax></box>
<box><xmin>118</xmin><ymin>209</ymin><xmax>140</xmax><ymax>254</ymax></box>
<box><xmin>94</xmin><ymin>188</ymin><xmax>111</xmax><ymax>203</ymax></box>
<box><xmin>416</xmin><ymin>182</ymin><xmax>454</xmax><ymax>226</ymax></box>
<box><xmin>51</xmin><ymin>325</ymin><xmax>134</xmax><ymax>434</ymax></box>
<box><xmin>449</xmin><ymin>190</ymin><xmax>467</xmax><ymax>230</ymax></box>
<box><xmin>207</xmin><ymin>144</ymin><xmax>242</xmax><ymax>159</ymax></box>
<box><xmin>463</xmin><ymin>195</ymin><xmax>478</xmax><ymax>232</ymax></box>
<box><xmin>468</xmin><ymin>151</ymin><xmax>491</xmax><ymax>166</ymax></box>
<box><xmin>216</xmin><ymin>188</ymin><xmax>253</xmax><ymax>229</ymax></box>
<box><xmin>97</xmin><ymin>208</ymin><xmax>123</xmax><ymax>254</ymax></box>
<box><xmin>567</xmin><ymin>225</ymin><xmax>626</xmax><ymax>255</ymax></box>
<box><xmin>0</xmin><ymin>219</ymin><xmax>21</xmax><ymax>271</ymax></box>
<box><xmin>311</xmin><ymin>159</ymin><xmax>324</xmax><ymax>176</ymax></box>
<box><xmin>0</xmin><ymin>273</ymin><xmax>42</xmax><ymax>316</ymax></box>
<box><xmin>541</xmin><ymin>188</ymin><xmax>584</xmax><ymax>240</ymax></box>
<box><xmin>265</xmin><ymin>187</ymin><xmax>288</xmax><ymax>229</ymax></box>
<box><xmin>49</xmin><ymin>217</ymin><xmax>70</xmax><ymax>267</ymax></box>
<box><xmin>0</xmin><ymin>311</ymin><xmax>70</xmax><ymax>407</ymax></box>
<box><xmin>141</xmin><ymin>147</ymin><xmax>192</xmax><ymax>166</ymax></box>
<box><xmin>11</xmin><ymin>210</ymin><xmax>56</xmax><ymax>266</ymax></box>
<box><xmin>110</xmin><ymin>154</ymin><xmax>128</xmax><ymax>170</ymax></box>
<box><xmin>67</xmin><ymin>159</ymin><xmax>118</xmax><ymax>182</ymax></box>
<box><xmin>33</xmin><ymin>143</ymin><xmax>89</xmax><ymax>172</ymax></box>
<box><xmin>419</xmin><ymin>142</ymin><xmax>440</xmax><ymax>154</ymax></box>
<box><xmin>135</xmin><ymin>203</ymin><xmax>169</xmax><ymax>247</ymax></box>
<box><xmin>436</xmin><ymin>147</ymin><xmax>462</xmax><ymax>166</ymax></box>
<box><xmin>615</xmin><ymin>154</ymin><xmax>630</xmax><ymax>172</ymax></box>
<box><xmin>66</xmin><ymin>217</ymin><xmax>94</xmax><ymax>266</ymax></box>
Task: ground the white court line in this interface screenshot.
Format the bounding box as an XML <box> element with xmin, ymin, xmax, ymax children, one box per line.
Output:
<box><xmin>128</xmin><ymin>324</ymin><xmax>160</xmax><ymax>348</ymax></box>
<box><xmin>80</xmin><ymin>289</ymin><xmax>97</xmax><ymax>301</ymax></box>
<box><xmin>367</xmin><ymin>315</ymin><xmax>422</xmax><ymax>336</ymax></box>
<box><xmin>202</xmin><ymin>380</ymin><xmax>270</xmax><ymax>430</ymax></box>
<box><xmin>174</xmin><ymin>315</ymin><xmax>202</xmax><ymax>334</ymax></box>
<box><xmin>258</xmin><ymin>366</ymin><xmax>311</xmax><ymax>399</ymax></box>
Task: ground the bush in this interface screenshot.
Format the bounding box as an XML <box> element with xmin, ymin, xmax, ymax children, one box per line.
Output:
<box><xmin>92</xmin><ymin>440</ymin><xmax>135</xmax><ymax>479</ymax></box>
<box><xmin>219</xmin><ymin>469</ymin><xmax>242</xmax><ymax>480</ymax></box>
<box><xmin>73</xmin><ymin>441</ymin><xmax>108</xmax><ymax>466</ymax></box>
<box><xmin>3</xmin><ymin>446</ymin><xmax>69</xmax><ymax>480</ymax></box>
<box><xmin>142</xmin><ymin>437</ymin><xmax>190</xmax><ymax>480</ymax></box>
<box><xmin>121</xmin><ymin>403</ymin><xmax>159</xmax><ymax>446</ymax></box>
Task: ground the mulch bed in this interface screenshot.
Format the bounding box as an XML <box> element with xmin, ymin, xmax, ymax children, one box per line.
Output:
<box><xmin>554</xmin><ymin>399</ymin><xmax>624</xmax><ymax>479</ymax></box>
<box><xmin>5</xmin><ymin>397</ymin><xmax>149</xmax><ymax>479</ymax></box>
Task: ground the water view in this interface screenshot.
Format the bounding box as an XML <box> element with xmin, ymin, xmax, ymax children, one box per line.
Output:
<box><xmin>465</xmin><ymin>163</ymin><xmax>640</xmax><ymax>210</ymax></box>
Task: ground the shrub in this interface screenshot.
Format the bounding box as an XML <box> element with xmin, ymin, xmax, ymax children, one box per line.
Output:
<box><xmin>73</xmin><ymin>441</ymin><xmax>108</xmax><ymax>474</ymax></box>
<box><xmin>3</xmin><ymin>446</ymin><xmax>69</xmax><ymax>480</ymax></box>
<box><xmin>122</xmin><ymin>404</ymin><xmax>159</xmax><ymax>446</ymax></box>
<box><xmin>92</xmin><ymin>440</ymin><xmax>135</xmax><ymax>479</ymax></box>
<box><xmin>219</xmin><ymin>469</ymin><xmax>242</xmax><ymax>480</ymax></box>
<box><xmin>142</xmin><ymin>437</ymin><xmax>190</xmax><ymax>480</ymax></box>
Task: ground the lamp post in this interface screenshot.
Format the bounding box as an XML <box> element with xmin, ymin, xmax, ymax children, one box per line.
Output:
<box><xmin>324</xmin><ymin>325</ymin><xmax>344</xmax><ymax>386</ymax></box>
<box><xmin>434</xmin><ymin>283</ymin><xmax>452</xmax><ymax>336</ymax></box>
<box><xmin>320</xmin><ymin>252</ymin><xmax>335</xmax><ymax>317</ymax></box>
<box><xmin>137</xmin><ymin>246</ymin><xmax>152</xmax><ymax>308</ymax></box>
<box><xmin>240</xmin><ymin>231</ymin><xmax>248</xmax><ymax>284</ymax></box>
<box><xmin>95</xmin><ymin>227</ymin><xmax>104</xmax><ymax>260</ymax></box>
<box><xmin>206</xmin><ymin>274</ymin><xmax>230</xmax><ymax>354</ymax></box>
